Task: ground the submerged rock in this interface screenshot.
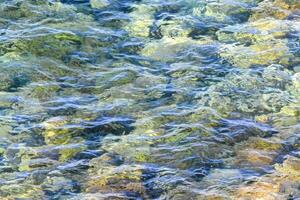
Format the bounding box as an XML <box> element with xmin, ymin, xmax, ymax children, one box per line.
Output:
<box><xmin>90</xmin><ymin>0</ymin><xmax>110</xmax><ymax>9</ymax></box>
<box><xmin>94</xmin><ymin>69</ymin><xmax>138</xmax><ymax>91</ymax></box>
<box><xmin>0</xmin><ymin>0</ymin><xmax>299</xmax><ymax>198</ymax></box>
<box><xmin>200</xmin><ymin>168</ymin><xmax>244</xmax><ymax>187</ymax></box>
<box><xmin>0</xmin><ymin>73</ymin><xmax>14</xmax><ymax>91</ymax></box>
<box><xmin>275</xmin><ymin>156</ymin><xmax>300</xmax><ymax>180</ymax></box>
<box><xmin>151</xmin><ymin>17</ymin><xmax>193</xmax><ymax>39</ymax></box>
<box><xmin>217</xmin><ymin>18</ymin><xmax>293</xmax><ymax>44</ymax></box>
<box><xmin>42</xmin><ymin>116</ymin><xmax>74</xmax><ymax>145</ymax></box>
<box><xmin>86</xmin><ymin>153</ymin><xmax>148</xmax><ymax>198</ymax></box>
<box><xmin>198</xmin><ymin>66</ymin><xmax>293</xmax><ymax>115</ymax></box>
<box><xmin>141</xmin><ymin>37</ymin><xmax>216</xmax><ymax>62</ymax></box>
<box><xmin>4</xmin><ymin>143</ymin><xmax>86</xmax><ymax>171</ymax></box>
<box><xmin>0</xmin><ymin>93</ymin><xmax>22</xmax><ymax>109</ymax></box>
<box><xmin>220</xmin><ymin>39</ymin><xmax>293</xmax><ymax>68</ymax></box>
<box><xmin>0</xmin><ymin>183</ymin><xmax>44</xmax><ymax>199</ymax></box>
<box><xmin>42</xmin><ymin>176</ymin><xmax>79</xmax><ymax>198</ymax></box>
<box><xmin>26</xmin><ymin>82</ymin><xmax>61</xmax><ymax>101</ymax></box>
<box><xmin>0</xmin><ymin>1</ymin><xmax>87</xmax><ymax>22</ymax></box>
<box><xmin>251</xmin><ymin>0</ymin><xmax>300</xmax><ymax>20</ymax></box>
<box><xmin>233</xmin><ymin>155</ymin><xmax>300</xmax><ymax>199</ymax></box>
<box><xmin>125</xmin><ymin>4</ymin><xmax>156</xmax><ymax>38</ymax></box>
<box><xmin>274</xmin><ymin>0</ymin><xmax>300</xmax><ymax>10</ymax></box>
<box><xmin>0</xmin><ymin>30</ymin><xmax>81</xmax><ymax>60</ymax></box>
<box><xmin>203</xmin><ymin>0</ymin><xmax>255</xmax><ymax>24</ymax></box>
<box><xmin>234</xmin><ymin>179</ymin><xmax>284</xmax><ymax>199</ymax></box>
<box><xmin>41</xmin><ymin>115</ymin><xmax>134</xmax><ymax>145</ymax></box>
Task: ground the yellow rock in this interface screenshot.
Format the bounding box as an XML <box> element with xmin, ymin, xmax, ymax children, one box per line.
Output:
<box><xmin>58</xmin><ymin>144</ymin><xmax>86</xmax><ymax>162</ymax></box>
<box><xmin>234</xmin><ymin>180</ymin><xmax>282</xmax><ymax>200</ymax></box>
<box><xmin>42</xmin><ymin>116</ymin><xmax>70</xmax><ymax>145</ymax></box>
<box><xmin>86</xmin><ymin>164</ymin><xmax>145</xmax><ymax>195</ymax></box>
<box><xmin>255</xmin><ymin>114</ymin><xmax>270</xmax><ymax>123</ymax></box>
<box><xmin>233</xmin><ymin>155</ymin><xmax>300</xmax><ymax>200</ymax></box>
<box><xmin>250</xmin><ymin>0</ymin><xmax>296</xmax><ymax>20</ymax></box>
<box><xmin>274</xmin><ymin>0</ymin><xmax>300</xmax><ymax>10</ymax></box>
<box><xmin>251</xmin><ymin>3</ymin><xmax>290</xmax><ymax>20</ymax></box>
<box><xmin>275</xmin><ymin>156</ymin><xmax>300</xmax><ymax>181</ymax></box>
<box><xmin>279</xmin><ymin>104</ymin><xmax>300</xmax><ymax>117</ymax></box>
<box><xmin>217</xmin><ymin>18</ymin><xmax>292</xmax><ymax>45</ymax></box>
<box><xmin>235</xmin><ymin>149</ymin><xmax>277</xmax><ymax>166</ymax></box>
<box><xmin>125</xmin><ymin>4</ymin><xmax>155</xmax><ymax>37</ymax></box>
<box><xmin>245</xmin><ymin>137</ymin><xmax>282</xmax><ymax>151</ymax></box>
<box><xmin>220</xmin><ymin>39</ymin><xmax>292</xmax><ymax>68</ymax></box>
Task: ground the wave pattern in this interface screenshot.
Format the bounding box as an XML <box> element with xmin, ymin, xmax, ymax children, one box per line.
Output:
<box><xmin>0</xmin><ymin>0</ymin><xmax>299</xmax><ymax>199</ymax></box>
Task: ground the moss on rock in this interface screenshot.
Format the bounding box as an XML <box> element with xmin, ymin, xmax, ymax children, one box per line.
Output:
<box><xmin>27</xmin><ymin>83</ymin><xmax>61</xmax><ymax>101</ymax></box>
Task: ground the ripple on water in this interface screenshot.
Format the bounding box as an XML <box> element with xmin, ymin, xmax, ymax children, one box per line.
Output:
<box><xmin>0</xmin><ymin>0</ymin><xmax>300</xmax><ymax>199</ymax></box>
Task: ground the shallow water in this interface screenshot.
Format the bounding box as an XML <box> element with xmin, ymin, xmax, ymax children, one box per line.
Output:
<box><xmin>0</xmin><ymin>0</ymin><xmax>300</xmax><ymax>199</ymax></box>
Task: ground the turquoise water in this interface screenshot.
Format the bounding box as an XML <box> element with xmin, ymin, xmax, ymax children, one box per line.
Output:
<box><xmin>0</xmin><ymin>0</ymin><xmax>300</xmax><ymax>199</ymax></box>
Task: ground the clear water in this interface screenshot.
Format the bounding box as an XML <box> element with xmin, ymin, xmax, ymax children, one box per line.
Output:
<box><xmin>0</xmin><ymin>0</ymin><xmax>300</xmax><ymax>199</ymax></box>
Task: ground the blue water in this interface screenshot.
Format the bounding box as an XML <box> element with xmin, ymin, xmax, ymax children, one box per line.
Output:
<box><xmin>0</xmin><ymin>0</ymin><xmax>299</xmax><ymax>199</ymax></box>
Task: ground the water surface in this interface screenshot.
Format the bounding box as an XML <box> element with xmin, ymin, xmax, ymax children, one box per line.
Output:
<box><xmin>0</xmin><ymin>0</ymin><xmax>300</xmax><ymax>199</ymax></box>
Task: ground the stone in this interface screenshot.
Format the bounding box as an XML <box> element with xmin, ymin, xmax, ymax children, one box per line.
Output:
<box><xmin>217</xmin><ymin>19</ymin><xmax>292</xmax><ymax>44</ymax></box>
<box><xmin>0</xmin><ymin>73</ymin><xmax>13</xmax><ymax>91</ymax></box>
<box><xmin>151</xmin><ymin>17</ymin><xmax>192</xmax><ymax>39</ymax></box>
<box><xmin>275</xmin><ymin>156</ymin><xmax>300</xmax><ymax>180</ymax></box>
<box><xmin>86</xmin><ymin>158</ymin><xmax>147</xmax><ymax>197</ymax></box>
<box><xmin>274</xmin><ymin>0</ymin><xmax>300</xmax><ymax>10</ymax></box>
<box><xmin>234</xmin><ymin>149</ymin><xmax>277</xmax><ymax>167</ymax></box>
<box><xmin>141</xmin><ymin>37</ymin><xmax>215</xmax><ymax>62</ymax></box>
<box><xmin>95</xmin><ymin>69</ymin><xmax>138</xmax><ymax>90</ymax></box>
<box><xmin>41</xmin><ymin>176</ymin><xmax>78</xmax><ymax>197</ymax></box>
<box><xmin>294</xmin><ymin>65</ymin><xmax>300</xmax><ymax>73</ymax></box>
<box><xmin>5</xmin><ymin>143</ymin><xmax>86</xmax><ymax>171</ymax></box>
<box><xmin>197</xmin><ymin>67</ymin><xmax>292</xmax><ymax>114</ymax></box>
<box><xmin>203</xmin><ymin>0</ymin><xmax>253</xmax><ymax>24</ymax></box>
<box><xmin>42</xmin><ymin>116</ymin><xmax>73</xmax><ymax>145</ymax></box>
<box><xmin>234</xmin><ymin>180</ymin><xmax>283</xmax><ymax>199</ymax></box>
<box><xmin>232</xmin><ymin>156</ymin><xmax>300</xmax><ymax>199</ymax></box>
<box><xmin>125</xmin><ymin>4</ymin><xmax>155</xmax><ymax>38</ymax></box>
<box><xmin>0</xmin><ymin>184</ymin><xmax>44</xmax><ymax>199</ymax></box>
<box><xmin>200</xmin><ymin>169</ymin><xmax>244</xmax><ymax>187</ymax></box>
<box><xmin>220</xmin><ymin>39</ymin><xmax>293</xmax><ymax>68</ymax></box>
<box><xmin>90</xmin><ymin>0</ymin><xmax>110</xmax><ymax>9</ymax></box>
<box><xmin>19</xmin><ymin>157</ymin><xmax>59</xmax><ymax>172</ymax></box>
<box><xmin>27</xmin><ymin>83</ymin><xmax>61</xmax><ymax>101</ymax></box>
<box><xmin>251</xmin><ymin>0</ymin><xmax>300</xmax><ymax>20</ymax></box>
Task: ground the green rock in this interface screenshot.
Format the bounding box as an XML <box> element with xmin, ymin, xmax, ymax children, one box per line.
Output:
<box><xmin>0</xmin><ymin>183</ymin><xmax>44</xmax><ymax>199</ymax></box>
<box><xmin>95</xmin><ymin>69</ymin><xmax>138</xmax><ymax>89</ymax></box>
<box><xmin>19</xmin><ymin>157</ymin><xmax>59</xmax><ymax>172</ymax></box>
<box><xmin>27</xmin><ymin>83</ymin><xmax>61</xmax><ymax>100</ymax></box>
<box><xmin>0</xmin><ymin>73</ymin><xmax>13</xmax><ymax>91</ymax></box>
